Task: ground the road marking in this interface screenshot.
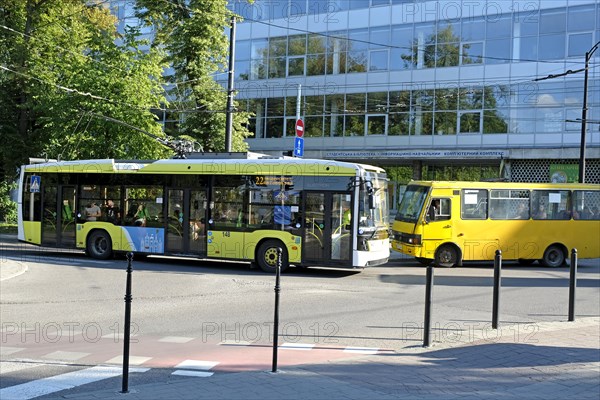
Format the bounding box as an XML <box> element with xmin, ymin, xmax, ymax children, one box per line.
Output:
<box><xmin>343</xmin><ymin>347</ymin><xmax>379</xmax><ymax>354</ymax></box>
<box><xmin>0</xmin><ymin>347</ymin><xmax>25</xmax><ymax>357</ymax></box>
<box><xmin>41</xmin><ymin>351</ymin><xmax>90</xmax><ymax>362</ymax></box>
<box><xmin>172</xmin><ymin>370</ymin><xmax>214</xmax><ymax>378</ymax></box>
<box><xmin>105</xmin><ymin>355</ymin><xmax>152</xmax><ymax>365</ymax></box>
<box><xmin>280</xmin><ymin>343</ymin><xmax>315</xmax><ymax>350</ymax></box>
<box><xmin>0</xmin><ymin>365</ymin><xmax>148</xmax><ymax>400</ymax></box>
<box><xmin>0</xmin><ymin>361</ymin><xmax>52</xmax><ymax>375</ymax></box>
<box><xmin>158</xmin><ymin>336</ymin><xmax>195</xmax><ymax>343</ymax></box>
<box><xmin>219</xmin><ymin>340</ymin><xmax>251</xmax><ymax>346</ymax></box>
<box><xmin>174</xmin><ymin>359</ymin><xmax>219</xmax><ymax>370</ymax></box>
<box><xmin>101</xmin><ymin>333</ymin><xmax>138</xmax><ymax>339</ymax></box>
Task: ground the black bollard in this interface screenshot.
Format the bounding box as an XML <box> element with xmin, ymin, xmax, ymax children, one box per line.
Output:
<box><xmin>271</xmin><ymin>247</ymin><xmax>282</xmax><ymax>372</ymax></box>
<box><xmin>568</xmin><ymin>248</ymin><xmax>578</xmax><ymax>322</ymax></box>
<box><xmin>423</xmin><ymin>264</ymin><xmax>434</xmax><ymax>348</ymax></box>
<box><xmin>121</xmin><ymin>252</ymin><xmax>134</xmax><ymax>393</ymax></box>
<box><xmin>492</xmin><ymin>250</ymin><xmax>502</xmax><ymax>330</ymax></box>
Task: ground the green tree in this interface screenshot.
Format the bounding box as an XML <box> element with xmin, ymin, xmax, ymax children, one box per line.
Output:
<box><xmin>135</xmin><ymin>0</ymin><xmax>251</xmax><ymax>152</ymax></box>
<box><xmin>0</xmin><ymin>0</ymin><xmax>170</xmax><ymax>182</ymax></box>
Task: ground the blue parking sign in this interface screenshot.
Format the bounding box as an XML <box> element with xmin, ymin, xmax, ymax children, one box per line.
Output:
<box><xmin>30</xmin><ymin>175</ymin><xmax>41</xmax><ymax>193</ymax></box>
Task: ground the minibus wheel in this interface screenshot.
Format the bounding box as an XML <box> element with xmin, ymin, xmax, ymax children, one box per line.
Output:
<box><xmin>541</xmin><ymin>245</ymin><xmax>566</xmax><ymax>268</ymax></box>
<box><xmin>435</xmin><ymin>245</ymin><xmax>458</xmax><ymax>267</ymax></box>
<box><xmin>257</xmin><ymin>240</ymin><xmax>288</xmax><ymax>273</ymax></box>
<box><xmin>87</xmin><ymin>230</ymin><xmax>113</xmax><ymax>260</ymax></box>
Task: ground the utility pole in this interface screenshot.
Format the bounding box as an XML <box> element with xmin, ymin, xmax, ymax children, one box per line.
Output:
<box><xmin>579</xmin><ymin>41</ymin><xmax>600</xmax><ymax>183</ymax></box>
<box><xmin>225</xmin><ymin>16</ymin><xmax>236</xmax><ymax>153</ymax></box>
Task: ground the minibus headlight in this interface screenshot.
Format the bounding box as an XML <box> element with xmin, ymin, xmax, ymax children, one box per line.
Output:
<box><xmin>401</xmin><ymin>233</ymin><xmax>421</xmax><ymax>245</ymax></box>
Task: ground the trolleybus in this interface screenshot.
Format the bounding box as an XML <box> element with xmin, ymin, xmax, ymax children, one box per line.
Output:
<box><xmin>18</xmin><ymin>153</ymin><xmax>390</xmax><ymax>272</ymax></box>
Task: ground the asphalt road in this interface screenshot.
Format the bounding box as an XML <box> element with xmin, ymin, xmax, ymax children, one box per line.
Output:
<box><xmin>1</xmin><ymin>237</ymin><xmax>599</xmax><ymax>397</ymax></box>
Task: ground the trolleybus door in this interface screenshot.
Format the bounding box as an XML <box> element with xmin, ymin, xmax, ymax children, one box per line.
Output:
<box><xmin>166</xmin><ymin>188</ymin><xmax>207</xmax><ymax>256</ymax></box>
<box><xmin>41</xmin><ymin>185</ymin><xmax>76</xmax><ymax>248</ymax></box>
<box><xmin>302</xmin><ymin>192</ymin><xmax>352</xmax><ymax>265</ymax></box>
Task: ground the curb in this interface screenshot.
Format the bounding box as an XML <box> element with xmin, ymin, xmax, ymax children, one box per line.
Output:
<box><xmin>0</xmin><ymin>259</ymin><xmax>28</xmax><ymax>281</ymax></box>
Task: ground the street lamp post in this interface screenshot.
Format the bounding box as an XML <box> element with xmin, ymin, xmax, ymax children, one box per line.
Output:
<box><xmin>579</xmin><ymin>41</ymin><xmax>600</xmax><ymax>183</ymax></box>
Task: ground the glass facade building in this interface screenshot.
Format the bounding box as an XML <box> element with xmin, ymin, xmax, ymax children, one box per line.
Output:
<box><xmin>226</xmin><ymin>0</ymin><xmax>600</xmax><ymax>183</ymax></box>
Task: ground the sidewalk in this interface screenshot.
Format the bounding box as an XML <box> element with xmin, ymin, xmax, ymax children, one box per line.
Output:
<box><xmin>53</xmin><ymin>317</ymin><xmax>599</xmax><ymax>400</ymax></box>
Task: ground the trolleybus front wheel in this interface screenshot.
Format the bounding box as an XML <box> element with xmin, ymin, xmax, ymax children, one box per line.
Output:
<box><xmin>87</xmin><ymin>230</ymin><xmax>113</xmax><ymax>260</ymax></box>
<box><xmin>257</xmin><ymin>240</ymin><xmax>288</xmax><ymax>273</ymax></box>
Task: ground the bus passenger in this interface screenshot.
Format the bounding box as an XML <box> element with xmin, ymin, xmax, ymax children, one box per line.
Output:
<box><xmin>533</xmin><ymin>204</ymin><xmax>547</xmax><ymax>219</ymax></box>
<box><xmin>105</xmin><ymin>200</ymin><xmax>120</xmax><ymax>224</ymax></box>
<box><xmin>515</xmin><ymin>202</ymin><xmax>529</xmax><ymax>219</ymax></box>
<box><xmin>134</xmin><ymin>204</ymin><xmax>149</xmax><ymax>226</ymax></box>
<box><xmin>85</xmin><ymin>202</ymin><xmax>101</xmax><ymax>221</ymax></box>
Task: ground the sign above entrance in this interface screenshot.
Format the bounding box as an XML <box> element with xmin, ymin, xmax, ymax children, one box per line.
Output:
<box><xmin>325</xmin><ymin>150</ymin><xmax>508</xmax><ymax>159</ymax></box>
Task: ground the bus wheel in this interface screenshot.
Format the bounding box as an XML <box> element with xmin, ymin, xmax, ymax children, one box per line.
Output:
<box><xmin>541</xmin><ymin>245</ymin><xmax>565</xmax><ymax>268</ymax></box>
<box><xmin>435</xmin><ymin>245</ymin><xmax>458</xmax><ymax>268</ymax></box>
<box><xmin>257</xmin><ymin>240</ymin><xmax>288</xmax><ymax>273</ymax></box>
<box><xmin>87</xmin><ymin>230</ymin><xmax>113</xmax><ymax>260</ymax></box>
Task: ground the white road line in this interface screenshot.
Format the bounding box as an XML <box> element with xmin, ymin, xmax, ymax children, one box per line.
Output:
<box><xmin>343</xmin><ymin>347</ymin><xmax>379</xmax><ymax>354</ymax></box>
<box><xmin>158</xmin><ymin>336</ymin><xmax>195</xmax><ymax>343</ymax></box>
<box><xmin>218</xmin><ymin>340</ymin><xmax>251</xmax><ymax>346</ymax></box>
<box><xmin>104</xmin><ymin>355</ymin><xmax>152</xmax><ymax>365</ymax></box>
<box><xmin>279</xmin><ymin>343</ymin><xmax>315</xmax><ymax>350</ymax></box>
<box><xmin>172</xmin><ymin>370</ymin><xmax>214</xmax><ymax>378</ymax></box>
<box><xmin>0</xmin><ymin>361</ymin><xmax>54</xmax><ymax>375</ymax></box>
<box><xmin>0</xmin><ymin>365</ymin><xmax>148</xmax><ymax>400</ymax></box>
<box><xmin>174</xmin><ymin>360</ymin><xmax>219</xmax><ymax>371</ymax></box>
<box><xmin>41</xmin><ymin>351</ymin><xmax>91</xmax><ymax>362</ymax></box>
<box><xmin>0</xmin><ymin>347</ymin><xmax>25</xmax><ymax>357</ymax></box>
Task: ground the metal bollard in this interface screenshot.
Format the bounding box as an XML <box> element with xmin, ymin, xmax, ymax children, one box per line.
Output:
<box><xmin>121</xmin><ymin>252</ymin><xmax>134</xmax><ymax>393</ymax></box>
<box><xmin>569</xmin><ymin>248</ymin><xmax>578</xmax><ymax>322</ymax></box>
<box><xmin>423</xmin><ymin>264</ymin><xmax>434</xmax><ymax>348</ymax></box>
<box><xmin>492</xmin><ymin>250</ymin><xmax>502</xmax><ymax>330</ymax></box>
<box><xmin>271</xmin><ymin>247</ymin><xmax>282</xmax><ymax>372</ymax></box>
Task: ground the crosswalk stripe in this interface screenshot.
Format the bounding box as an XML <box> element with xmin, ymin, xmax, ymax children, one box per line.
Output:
<box><xmin>280</xmin><ymin>343</ymin><xmax>315</xmax><ymax>350</ymax></box>
<box><xmin>174</xmin><ymin>360</ymin><xmax>219</xmax><ymax>370</ymax></box>
<box><xmin>0</xmin><ymin>361</ymin><xmax>56</xmax><ymax>375</ymax></box>
<box><xmin>0</xmin><ymin>347</ymin><xmax>25</xmax><ymax>357</ymax></box>
<box><xmin>343</xmin><ymin>347</ymin><xmax>379</xmax><ymax>354</ymax></box>
<box><xmin>172</xmin><ymin>370</ymin><xmax>213</xmax><ymax>378</ymax></box>
<box><xmin>0</xmin><ymin>365</ymin><xmax>148</xmax><ymax>400</ymax></box>
<box><xmin>158</xmin><ymin>336</ymin><xmax>195</xmax><ymax>343</ymax></box>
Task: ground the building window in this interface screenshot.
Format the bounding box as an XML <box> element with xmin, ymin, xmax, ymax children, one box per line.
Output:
<box><xmin>461</xmin><ymin>42</ymin><xmax>483</xmax><ymax>64</ymax></box>
<box><xmin>369</xmin><ymin>49</ymin><xmax>389</xmax><ymax>71</ymax></box>
<box><xmin>288</xmin><ymin>56</ymin><xmax>305</xmax><ymax>76</ymax></box>
<box><xmin>435</xmin><ymin>112</ymin><xmax>457</xmax><ymax>135</ymax></box>
<box><xmin>568</xmin><ymin>32</ymin><xmax>593</xmax><ymax>57</ymax></box>
<box><xmin>366</xmin><ymin>114</ymin><xmax>387</xmax><ymax>135</ymax></box>
<box><xmin>459</xmin><ymin>112</ymin><xmax>481</xmax><ymax>134</ymax></box>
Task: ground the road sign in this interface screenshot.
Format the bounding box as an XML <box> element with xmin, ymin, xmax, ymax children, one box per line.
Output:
<box><xmin>295</xmin><ymin>119</ymin><xmax>304</xmax><ymax>138</ymax></box>
<box><xmin>294</xmin><ymin>137</ymin><xmax>304</xmax><ymax>157</ymax></box>
<box><xmin>30</xmin><ymin>175</ymin><xmax>41</xmax><ymax>193</ymax></box>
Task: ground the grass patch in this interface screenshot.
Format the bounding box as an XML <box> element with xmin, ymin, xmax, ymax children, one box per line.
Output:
<box><xmin>0</xmin><ymin>223</ymin><xmax>17</xmax><ymax>234</ymax></box>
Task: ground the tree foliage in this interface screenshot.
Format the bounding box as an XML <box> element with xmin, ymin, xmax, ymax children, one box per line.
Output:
<box><xmin>135</xmin><ymin>0</ymin><xmax>251</xmax><ymax>152</ymax></box>
<box><xmin>0</xmin><ymin>0</ymin><xmax>170</xmax><ymax>182</ymax></box>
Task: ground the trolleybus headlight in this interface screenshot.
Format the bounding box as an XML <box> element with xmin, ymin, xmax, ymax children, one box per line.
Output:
<box><xmin>358</xmin><ymin>228</ymin><xmax>364</xmax><ymax>234</ymax></box>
